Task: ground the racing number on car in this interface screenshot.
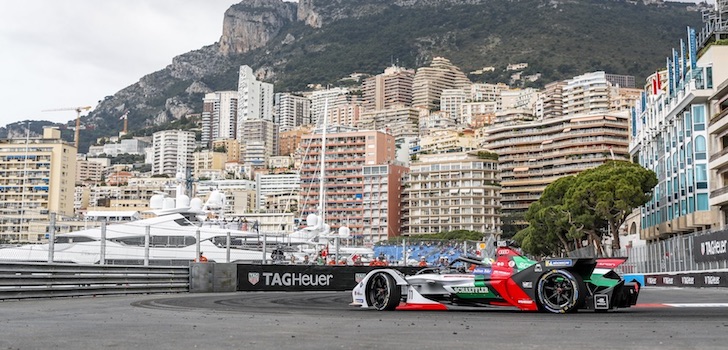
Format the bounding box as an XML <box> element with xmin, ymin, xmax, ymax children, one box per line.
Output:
<box><xmin>407</xmin><ymin>287</ymin><xmax>413</xmax><ymax>301</ymax></box>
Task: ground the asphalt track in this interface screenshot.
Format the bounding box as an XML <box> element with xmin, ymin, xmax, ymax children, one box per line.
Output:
<box><xmin>1</xmin><ymin>287</ymin><xmax>727</xmax><ymax>350</ymax></box>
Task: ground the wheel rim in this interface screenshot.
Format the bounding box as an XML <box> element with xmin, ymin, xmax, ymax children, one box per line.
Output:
<box><xmin>540</xmin><ymin>272</ymin><xmax>577</xmax><ymax>311</ymax></box>
<box><xmin>368</xmin><ymin>274</ymin><xmax>390</xmax><ymax>309</ymax></box>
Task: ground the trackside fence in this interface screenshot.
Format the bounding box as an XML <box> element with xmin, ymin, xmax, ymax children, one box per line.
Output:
<box><xmin>568</xmin><ymin>229</ymin><xmax>728</xmax><ymax>274</ymax></box>
<box><xmin>0</xmin><ymin>262</ymin><xmax>189</xmax><ymax>300</ymax></box>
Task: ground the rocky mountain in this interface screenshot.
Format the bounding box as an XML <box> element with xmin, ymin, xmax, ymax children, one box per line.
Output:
<box><xmin>2</xmin><ymin>0</ymin><xmax>705</xmax><ymax>151</ymax></box>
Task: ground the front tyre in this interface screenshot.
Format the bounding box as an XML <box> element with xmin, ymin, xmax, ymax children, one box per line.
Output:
<box><xmin>365</xmin><ymin>272</ymin><xmax>401</xmax><ymax>311</ymax></box>
<box><xmin>537</xmin><ymin>269</ymin><xmax>585</xmax><ymax>314</ymax></box>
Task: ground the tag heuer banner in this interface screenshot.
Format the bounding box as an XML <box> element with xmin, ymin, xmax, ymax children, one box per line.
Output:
<box><xmin>237</xmin><ymin>265</ymin><xmax>420</xmax><ymax>292</ymax></box>
<box><xmin>692</xmin><ymin>230</ymin><xmax>728</xmax><ymax>263</ymax></box>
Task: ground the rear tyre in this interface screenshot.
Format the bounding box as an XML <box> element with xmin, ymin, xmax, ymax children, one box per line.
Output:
<box><xmin>365</xmin><ymin>272</ymin><xmax>401</xmax><ymax>311</ymax></box>
<box><xmin>537</xmin><ymin>269</ymin><xmax>585</xmax><ymax>314</ymax></box>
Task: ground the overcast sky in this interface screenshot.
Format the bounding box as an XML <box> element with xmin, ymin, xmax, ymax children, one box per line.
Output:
<box><xmin>0</xmin><ymin>0</ymin><xmax>241</xmax><ymax>128</ymax></box>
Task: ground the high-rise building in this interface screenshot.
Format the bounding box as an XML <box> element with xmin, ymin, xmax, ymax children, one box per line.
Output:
<box><xmin>440</xmin><ymin>88</ymin><xmax>468</xmax><ymax>123</ymax></box>
<box><xmin>239</xmin><ymin>119</ymin><xmax>279</xmax><ymax>166</ymax></box>
<box><xmin>152</xmin><ymin>130</ymin><xmax>196</xmax><ymax>177</ymax></box>
<box><xmin>563</xmin><ymin>71</ymin><xmax>611</xmax><ymax>116</ymax></box>
<box><xmin>632</xmin><ymin>27</ymin><xmax>728</xmax><ymax>239</ymax></box>
<box><xmin>0</xmin><ymin>127</ymin><xmax>77</xmax><ymax>243</ymax></box>
<box><xmin>274</xmin><ymin>93</ymin><xmax>310</xmax><ymax>132</ymax></box>
<box><xmin>202</xmin><ymin>91</ymin><xmax>238</xmax><ymax>144</ymax></box>
<box><xmin>237</xmin><ymin>65</ymin><xmax>274</xmax><ymax>138</ymax></box>
<box><xmin>361</xmin><ymin>163</ymin><xmax>409</xmax><ymax>243</ymax></box>
<box><xmin>412</xmin><ymin>57</ymin><xmax>471</xmax><ymax>111</ymax></box>
<box><xmin>482</xmin><ymin>112</ymin><xmax>630</xmax><ymax>230</ymax></box>
<box><xmin>605</xmin><ymin>73</ymin><xmax>636</xmax><ymax>88</ymax></box>
<box><xmin>309</xmin><ymin>88</ymin><xmax>349</xmax><ymax>126</ymax></box>
<box><xmin>193</xmin><ymin>150</ymin><xmax>228</xmax><ymax>180</ymax></box>
<box><xmin>402</xmin><ymin>150</ymin><xmax>501</xmax><ymax>236</ymax></box>
<box><xmin>300</xmin><ymin>127</ymin><xmax>398</xmax><ymax>239</ymax></box>
<box><xmin>362</xmin><ymin>65</ymin><xmax>415</xmax><ymax>111</ymax></box>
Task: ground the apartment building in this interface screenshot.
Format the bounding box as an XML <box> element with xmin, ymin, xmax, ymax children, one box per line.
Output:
<box><xmin>300</xmin><ymin>127</ymin><xmax>397</xmax><ymax>238</ymax></box>
<box><xmin>279</xmin><ymin>127</ymin><xmax>310</xmax><ymax>157</ymax></box>
<box><xmin>632</xmin><ymin>25</ymin><xmax>728</xmax><ymax>239</ymax></box>
<box><xmin>440</xmin><ymin>88</ymin><xmax>468</xmax><ymax>123</ymax></box>
<box><xmin>0</xmin><ymin>127</ymin><xmax>76</xmax><ymax>243</ymax></box>
<box><xmin>239</xmin><ymin>119</ymin><xmax>279</xmax><ymax>163</ymax></box>
<box><xmin>202</xmin><ymin>90</ymin><xmax>238</xmax><ymax>144</ymax></box>
<box><xmin>237</xmin><ymin>65</ymin><xmax>274</xmax><ymax>147</ymax></box>
<box><xmin>419</xmin><ymin>130</ymin><xmax>478</xmax><ymax>155</ymax></box>
<box><xmin>482</xmin><ymin>112</ymin><xmax>629</xmax><ymax>224</ymax></box>
<box><xmin>87</xmin><ymin>138</ymin><xmax>150</xmax><ymax>157</ymax></box>
<box><xmin>709</xmin><ymin>56</ymin><xmax>728</xmax><ymax>228</ymax></box>
<box><xmin>361</xmin><ymin>163</ymin><xmax>409</xmax><ymax>242</ymax></box>
<box><xmin>274</xmin><ymin>93</ymin><xmax>310</xmax><ymax>132</ymax></box>
<box><xmin>562</xmin><ymin>71</ymin><xmax>611</xmax><ymax>116</ymax></box>
<box><xmin>212</xmin><ymin>139</ymin><xmax>241</xmax><ymax>163</ymax></box>
<box><xmin>76</xmin><ymin>158</ymin><xmax>105</xmax><ymax>184</ymax></box>
<box><xmin>402</xmin><ymin>150</ymin><xmax>501</xmax><ymax>236</ymax></box>
<box><xmin>193</xmin><ymin>149</ymin><xmax>227</xmax><ymax>179</ymax></box>
<box><xmin>256</xmin><ymin>173</ymin><xmax>300</xmax><ymax>211</ymax></box>
<box><xmin>359</xmin><ymin>107</ymin><xmax>420</xmax><ymax>137</ymax></box>
<box><xmin>309</xmin><ymin>87</ymin><xmax>349</xmax><ymax>126</ymax></box>
<box><xmin>412</xmin><ymin>57</ymin><xmax>471</xmax><ymax>111</ymax></box>
<box><xmin>328</xmin><ymin>103</ymin><xmax>363</xmax><ymax>128</ymax></box>
<box><xmin>362</xmin><ymin>64</ymin><xmax>415</xmax><ymax>111</ymax></box>
<box><xmin>151</xmin><ymin>130</ymin><xmax>196</xmax><ymax>177</ymax></box>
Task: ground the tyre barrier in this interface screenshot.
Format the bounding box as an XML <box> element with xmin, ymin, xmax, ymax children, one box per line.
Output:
<box><xmin>190</xmin><ymin>263</ymin><xmax>420</xmax><ymax>293</ymax></box>
<box><xmin>624</xmin><ymin>271</ymin><xmax>728</xmax><ymax>288</ymax></box>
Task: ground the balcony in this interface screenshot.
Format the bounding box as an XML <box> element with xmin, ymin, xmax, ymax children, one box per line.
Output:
<box><xmin>710</xmin><ymin>186</ymin><xmax>728</xmax><ymax>207</ymax></box>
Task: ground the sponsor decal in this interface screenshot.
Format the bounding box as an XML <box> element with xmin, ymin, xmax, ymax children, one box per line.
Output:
<box><xmin>516</xmin><ymin>262</ymin><xmax>532</xmax><ymax>270</ymax></box>
<box><xmin>508</xmin><ymin>261</ymin><xmax>515</xmax><ymax>268</ymax></box>
<box><xmin>662</xmin><ymin>277</ymin><xmax>674</xmax><ymax>285</ymax></box>
<box><xmin>681</xmin><ymin>276</ymin><xmax>695</xmax><ymax>285</ymax></box>
<box><xmin>492</xmin><ymin>270</ymin><xmax>511</xmax><ymax>277</ymax></box>
<box><xmin>646</xmin><ymin>277</ymin><xmax>658</xmax><ymax>285</ymax></box>
<box><xmin>355</xmin><ymin>273</ymin><xmax>366</xmax><ymax>283</ymax></box>
<box><xmin>692</xmin><ymin>230</ymin><xmax>728</xmax><ymax>263</ymax></box>
<box><xmin>594</xmin><ymin>295</ymin><xmax>609</xmax><ymax>310</ymax></box>
<box><xmin>545</xmin><ymin>259</ymin><xmax>572</xmax><ymax>267</ymax></box>
<box><xmin>353</xmin><ymin>290</ymin><xmax>363</xmax><ymax>296</ymax></box>
<box><xmin>473</xmin><ymin>267</ymin><xmax>492</xmax><ymax>275</ymax></box>
<box><xmin>705</xmin><ymin>275</ymin><xmax>721</xmax><ymax>285</ymax></box>
<box><xmin>522</xmin><ymin>281</ymin><xmax>533</xmax><ymax>289</ymax></box>
<box><xmin>517</xmin><ymin>299</ymin><xmax>534</xmax><ymax>305</ymax></box>
<box><xmin>497</xmin><ymin>249</ymin><xmax>511</xmax><ymax>256</ymax></box>
<box><xmin>534</xmin><ymin>264</ymin><xmax>543</xmax><ymax>273</ymax></box>
<box><xmin>260</xmin><ymin>272</ymin><xmax>334</xmax><ymax>287</ymax></box>
<box><xmin>701</xmin><ymin>240</ymin><xmax>727</xmax><ymax>256</ymax></box>
<box><xmin>248</xmin><ymin>272</ymin><xmax>260</xmax><ymax>285</ymax></box>
<box><xmin>495</xmin><ymin>261</ymin><xmax>506</xmax><ymax>267</ymax></box>
<box><xmin>452</xmin><ymin>286</ymin><xmax>490</xmax><ymax>294</ymax></box>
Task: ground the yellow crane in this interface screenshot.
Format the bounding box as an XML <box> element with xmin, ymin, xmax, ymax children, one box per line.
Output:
<box><xmin>41</xmin><ymin>106</ymin><xmax>92</xmax><ymax>148</ymax></box>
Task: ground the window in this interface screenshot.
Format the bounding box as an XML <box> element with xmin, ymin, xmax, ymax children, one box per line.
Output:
<box><xmin>686</xmin><ymin>141</ymin><xmax>693</xmax><ymax>165</ymax></box>
<box><xmin>695</xmin><ymin>136</ymin><xmax>707</xmax><ymax>160</ymax></box>
<box><xmin>697</xmin><ymin>193</ymin><xmax>709</xmax><ymax>211</ymax></box>
<box><xmin>693</xmin><ymin>105</ymin><xmax>706</xmax><ymax>131</ymax></box>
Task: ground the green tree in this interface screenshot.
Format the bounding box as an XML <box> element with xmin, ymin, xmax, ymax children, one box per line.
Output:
<box><xmin>565</xmin><ymin>160</ymin><xmax>657</xmax><ymax>252</ymax></box>
<box><xmin>515</xmin><ymin>161</ymin><xmax>657</xmax><ymax>257</ymax></box>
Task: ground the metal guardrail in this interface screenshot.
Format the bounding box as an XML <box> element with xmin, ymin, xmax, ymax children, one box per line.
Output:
<box><xmin>0</xmin><ymin>262</ymin><xmax>189</xmax><ymax>300</ymax></box>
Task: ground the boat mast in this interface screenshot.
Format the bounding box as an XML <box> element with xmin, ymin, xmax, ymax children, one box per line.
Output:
<box><xmin>317</xmin><ymin>98</ymin><xmax>328</xmax><ymax>229</ymax></box>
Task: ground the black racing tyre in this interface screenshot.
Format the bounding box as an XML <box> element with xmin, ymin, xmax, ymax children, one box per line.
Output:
<box><xmin>365</xmin><ymin>272</ymin><xmax>401</xmax><ymax>311</ymax></box>
<box><xmin>537</xmin><ymin>269</ymin><xmax>585</xmax><ymax>314</ymax></box>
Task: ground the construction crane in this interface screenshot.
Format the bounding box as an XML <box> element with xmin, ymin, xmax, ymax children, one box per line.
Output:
<box><xmin>41</xmin><ymin>106</ymin><xmax>92</xmax><ymax>148</ymax></box>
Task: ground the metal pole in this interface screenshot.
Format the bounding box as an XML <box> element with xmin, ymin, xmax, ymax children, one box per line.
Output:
<box><xmin>226</xmin><ymin>231</ymin><xmax>231</xmax><ymax>263</ymax></box>
<box><xmin>262</xmin><ymin>222</ymin><xmax>267</xmax><ymax>265</ymax></box>
<box><xmin>144</xmin><ymin>226</ymin><xmax>150</xmax><ymax>266</ymax></box>
<box><xmin>195</xmin><ymin>228</ymin><xmax>201</xmax><ymax>262</ymax></box>
<box><xmin>100</xmin><ymin>222</ymin><xmax>106</xmax><ymax>265</ymax></box>
<box><xmin>47</xmin><ymin>212</ymin><xmax>56</xmax><ymax>263</ymax></box>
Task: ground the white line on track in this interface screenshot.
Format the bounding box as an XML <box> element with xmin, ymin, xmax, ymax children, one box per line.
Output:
<box><xmin>664</xmin><ymin>303</ymin><xmax>728</xmax><ymax>307</ymax></box>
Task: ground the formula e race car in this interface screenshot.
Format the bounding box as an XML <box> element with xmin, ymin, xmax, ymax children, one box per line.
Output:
<box><xmin>351</xmin><ymin>246</ymin><xmax>640</xmax><ymax>314</ymax></box>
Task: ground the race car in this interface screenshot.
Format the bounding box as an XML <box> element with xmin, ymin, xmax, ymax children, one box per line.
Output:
<box><xmin>351</xmin><ymin>246</ymin><xmax>640</xmax><ymax>313</ymax></box>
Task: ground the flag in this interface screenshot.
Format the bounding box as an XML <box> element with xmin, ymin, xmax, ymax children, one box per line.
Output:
<box><xmin>321</xmin><ymin>245</ymin><xmax>329</xmax><ymax>257</ymax></box>
<box><xmin>688</xmin><ymin>26</ymin><xmax>697</xmax><ymax>71</ymax></box>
